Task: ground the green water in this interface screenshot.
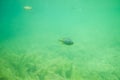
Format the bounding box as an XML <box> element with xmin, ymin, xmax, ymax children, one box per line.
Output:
<box><xmin>0</xmin><ymin>0</ymin><xmax>120</xmax><ymax>80</ymax></box>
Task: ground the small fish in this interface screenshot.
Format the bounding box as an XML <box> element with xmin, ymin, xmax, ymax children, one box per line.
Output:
<box><xmin>24</xmin><ymin>6</ymin><xmax>32</xmax><ymax>10</ymax></box>
<box><xmin>59</xmin><ymin>38</ymin><xmax>74</xmax><ymax>45</ymax></box>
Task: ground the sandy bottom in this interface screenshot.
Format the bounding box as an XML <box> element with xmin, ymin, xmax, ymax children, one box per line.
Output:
<box><xmin>0</xmin><ymin>32</ymin><xmax>120</xmax><ymax>80</ymax></box>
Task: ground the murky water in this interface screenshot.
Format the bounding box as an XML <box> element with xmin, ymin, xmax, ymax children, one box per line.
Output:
<box><xmin>0</xmin><ymin>0</ymin><xmax>120</xmax><ymax>80</ymax></box>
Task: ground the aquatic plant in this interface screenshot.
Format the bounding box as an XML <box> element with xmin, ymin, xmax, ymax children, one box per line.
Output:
<box><xmin>0</xmin><ymin>42</ymin><xmax>120</xmax><ymax>80</ymax></box>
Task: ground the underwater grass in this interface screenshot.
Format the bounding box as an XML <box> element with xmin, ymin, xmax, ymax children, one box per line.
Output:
<box><xmin>0</xmin><ymin>49</ymin><xmax>84</xmax><ymax>80</ymax></box>
<box><xmin>1</xmin><ymin>51</ymin><xmax>119</xmax><ymax>80</ymax></box>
